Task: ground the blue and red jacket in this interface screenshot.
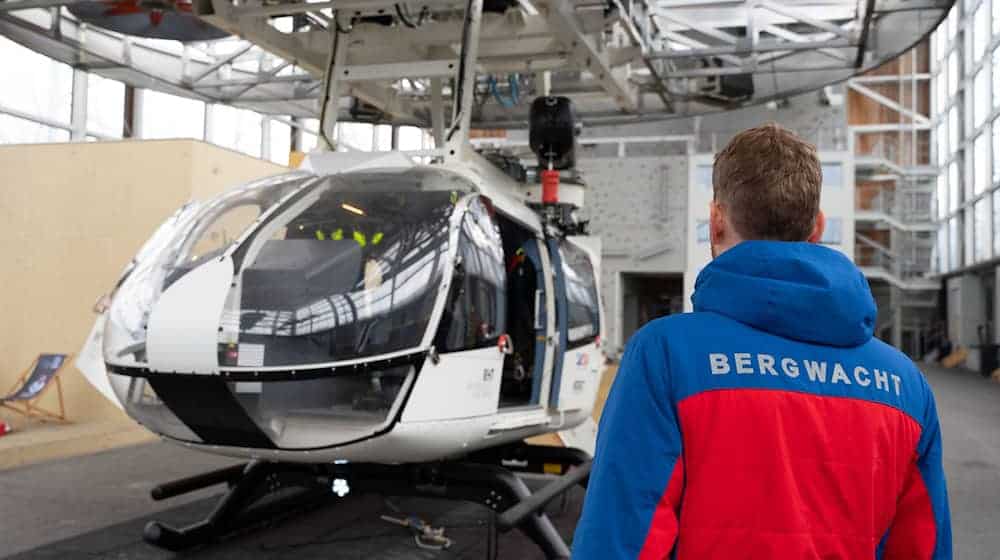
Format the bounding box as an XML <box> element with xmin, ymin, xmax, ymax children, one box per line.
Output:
<box><xmin>572</xmin><ymin>241</ymin><xmax>951</xmax><ymax>559</ymax></box>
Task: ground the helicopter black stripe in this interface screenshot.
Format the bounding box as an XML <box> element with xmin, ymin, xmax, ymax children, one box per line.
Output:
<box><xmin>147</xmin><ymin>376</ymin><xmax>276</xmax><ymax>449</ymax></box>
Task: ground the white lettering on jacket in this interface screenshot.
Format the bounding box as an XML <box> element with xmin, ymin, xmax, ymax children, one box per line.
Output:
<box><xmin>707</xmin><ymin>353</ymin><xmax>903</xmax><ymax>396</ymax></box>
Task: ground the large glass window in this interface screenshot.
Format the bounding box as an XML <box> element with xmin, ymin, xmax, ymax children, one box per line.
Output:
<box><xmin>937</xmin><ymin>57</ymin><xmax>949</xmax><ymax>114</ymax></box>
<box><xmin>975</xmin><ymin>197</ymin><xmax>992</xmax><ymax>261</ymax></box>
<box><xmin>974</xmin><ymin>1</ymin><xmax>990</xmax><ymax>61</ymax></box>
<box><xmin>949</xmin><ymin>217</ymin><xmax>961</xmax><ymax>270</ymax></box>
<box><xmin>938</xmin><ymin>172</ymin><xmax>949</xmax><ymax>219</ymax></box>
<box><xmin>975</xmin><ymin>131</ymin><xmax>991</xmax><ymax>194</ymax></box>
<box><xmin>994</xmin><ymin>0</ymin><xmax>1000</xmax><ymax>34</ymax></box>
<box><xmin>948</xmin><ymin>51</ymin><xmax>959</xmax><ymax>98</ymax></box>
<box><xmin>994</xmin><ymin>192</ymin><xmax>1000</xmax><ymax>256</ymax></box>
<box><xmin>994</xmin><ymin>120</ymin><xmax>1000</xmax><ymax>183</ymax></box>
<box><xmin>949</xmin><ymin>160</ymin><xmax>960</xmax><ymax>213</ymax></box>
<box><xmin>338</xmin><ymin>122</ymin><xmax>375</xmax><ymax>151</ymax></box>
<box><xmin>937</xmin><ymin>120</ymin><xmax>949</xmax><ymax>163</ymax></box>
<box><xmin>949</xmin><ymin>105</ymin><xmax>960</xmax><ymax>151</ymax></box>
<box><xmin>86</xmin><ymin>73</ymin><xmax>124</xmax><ymax>138</ymax></box>
<box><xmin>695</xmin><ymin>164</ymin><xmax>713</xmax><ymax>190</ymax></box>
<box><xmin>0</xmin><ymin>113</ymin><xmax>69</xmax><ymax>144</ymax></box>
<box><xmin>696</xmin><ymin>220</ymin><xmax>710</xmax><ymax>243</ymax></box>
<box><xmin>821</xmin><ymin>163</ymin><xmax>843</xmax><ymax>187</ymax></box>
<box><xmin>141</xmin><ymin>89</ymin><xmax>204</xmax><ymax>140</ymax></box>
<box><xmin>210</xmin><ymin>104</ymin><xmax>262</xmax><ymax>158</ymax></box>
<box><xmin>975</xmin><ymin>67</ymin><xmax>990</xmax><ymax>128</ymax></box>
<box><xmin>936</xmin><ymin>223</ymin><xmax>947</xmax><ymax>274</ymax></box>
<box><xmin>967</xmin><ymin>209</ymin><xmax>977</xmax><ymax>266</ymax></box>
<box><xmin>398</xmin><ymin>126</ymin><xmax>427</xmax><ymax>150</ymax></box>
<box><xmin>560</xmin><ymin>240</ymin><xmax>600</xmax><ymax>344</ymax></box>
<box><xmin>0</xmin><ymin>36</ymin><xmax>72</xmax><ymax>125</ymax></box>
<box><xmin>820</xmin><ymin>217</ymin><xmax>843</xmax><ymax>245</ymax></box>
<box><xmin>437</xmin><ymin>197</ymin><xmax>506</xmax><ymax>352</ymax></box>
<box><xmin>301</xmin><ymin>118</ymin><xmax>320</xmax><ymax>152</ymax></box>
<box><xmin>993</xmin><ymin>49</ymin><xmax>1000</xmax><ymax>107</ymax></box>
<box><xmin>267</xmin><ymin>118</ymin><xmax>291</xmax><ymax>166</ymax></box>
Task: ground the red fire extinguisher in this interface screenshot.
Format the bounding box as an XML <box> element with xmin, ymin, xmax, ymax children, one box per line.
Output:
<box><xmin>0</xmin><ymin>421</ymin><xmax>11</xmax><ymax>437</ymax></box>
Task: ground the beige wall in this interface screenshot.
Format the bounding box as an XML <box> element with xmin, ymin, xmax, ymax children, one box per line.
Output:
<box><xmin>0</xmin><ymin>139</ymin><xmax>285</xmax><ymax>423</ymax></box>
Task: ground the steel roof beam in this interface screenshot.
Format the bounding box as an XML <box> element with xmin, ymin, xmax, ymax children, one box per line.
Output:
<box><xmin>756</xmin><ymin>0</ymin><xmax>855</xmax><ymax>39</ymax></box>
<box><xmin>650</xmin><ymin>37</ymin><xmax>854</xmax><ymax>58</ymax></box>
<box><xmin>541</xmin><ymin>0</ymin><xmax>638</xmax><ymax>112</ymax></box>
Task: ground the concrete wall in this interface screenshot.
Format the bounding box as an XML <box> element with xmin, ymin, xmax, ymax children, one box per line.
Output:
<box><xmin>946</xmin><ymin>274</ymin><xmax>987</xmax><ymax>372</ymax></box>
<box><xmin>576</xmin><ymin>156</ymin><xmax>688</xmax><ymax>352</ymax></box>
<box><xmin>0</xmin><ymin>140</ymin><xmax>285</xmax><ymax>423</ymax></box>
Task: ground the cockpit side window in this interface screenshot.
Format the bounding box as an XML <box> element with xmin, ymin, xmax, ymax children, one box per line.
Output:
<box><xmin>560</xmin><ymin>240</ymin><xmax>600</xmax><ymax>345</ymax></box>
<box><xmin>436</xmin><ymin>197</ymin><xmax>507</xmax><ymax>352</ymax></box>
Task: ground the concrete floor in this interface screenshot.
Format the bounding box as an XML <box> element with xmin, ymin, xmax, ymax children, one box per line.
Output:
<box><xmin>1</xmin><ymin>362</ymin><xmax>999</xmax><ymax>558</ymax></box>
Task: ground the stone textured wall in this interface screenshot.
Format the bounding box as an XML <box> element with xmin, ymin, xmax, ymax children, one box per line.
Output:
<box><xmin>576</xmin><ymin>156</ymin><xmax>688</xmax><ymax>353</ymax></box>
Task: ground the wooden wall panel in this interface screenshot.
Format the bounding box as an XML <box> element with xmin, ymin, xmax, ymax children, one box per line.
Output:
<box><xmin>0</xmin><ymin>140</ymin><xmax>285</xmax><ymax>423</ymax></box>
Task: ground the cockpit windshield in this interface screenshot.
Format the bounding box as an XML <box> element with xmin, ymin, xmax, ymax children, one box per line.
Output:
<box><xmin>103</xmin><ymin>167</ymin><xmax>471</xmax><ymax>370</ymax></box>
<box><xmin>221</xmin><ymin>181</ymin><xmax>457</xmax><ymax>368</ymax></box>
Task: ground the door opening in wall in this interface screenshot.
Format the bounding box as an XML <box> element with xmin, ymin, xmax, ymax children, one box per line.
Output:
<box><xmin>620</xmin><ymin>273</ymin><xmax>683</xmax><ymax>347</ymax></box>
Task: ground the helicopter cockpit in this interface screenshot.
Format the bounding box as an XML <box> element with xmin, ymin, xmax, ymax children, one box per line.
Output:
<box><xmin>102</xmin><ymin>168</ymin><xmax>475</xmax><ymax>448</ymax></box>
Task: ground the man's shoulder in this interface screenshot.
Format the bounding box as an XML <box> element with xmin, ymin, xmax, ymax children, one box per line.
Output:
<box><xmin>859</xmin><ymin>336</ymin><xmax>934</xmax><ymax>403</ymax></box>
<box><xmin>635</xmin><ymin>312</ymin><xmax>727</xmax><ymax>339</ymax></box>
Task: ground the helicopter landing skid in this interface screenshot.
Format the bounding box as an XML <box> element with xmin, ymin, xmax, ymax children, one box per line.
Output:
<box><xmin>141</xmin><ymin>442</ymin><xmax>591</xmax><ymax>559</ymax></box>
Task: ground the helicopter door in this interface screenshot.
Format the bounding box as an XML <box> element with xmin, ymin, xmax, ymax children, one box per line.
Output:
<box><xmin>498</xmin><ymin>228</ymin><xmax>554</xmax><ymax>409</ymax></box>
<box><xmin>548</xmin><ymin>237</ymin><xmax>602</xmax><ymax>411</ymax></box>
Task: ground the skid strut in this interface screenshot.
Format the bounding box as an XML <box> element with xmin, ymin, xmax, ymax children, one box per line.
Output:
<box><xmin>142</xmin><ymin>443</ymin><xmax>591</xmax><ymax>559</ymax></box>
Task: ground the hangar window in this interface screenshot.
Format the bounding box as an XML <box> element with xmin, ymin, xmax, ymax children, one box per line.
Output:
<box><xmin>820</xmin><ymin>217</ymin><xmax>843</xmax><ymax>245</ymax></box>
<box><xmin>560</xmin><ymin>241</ymin><xmax>600</xmax><ymax>344</ymax></box>
<box><xmin>821</xmin><ymin>163</ymin><xmax>843</xmax><ymax>188</ymax></box>
<box><xmin>696</xmin><ymin>220</ymin><xmax>710</xmax><ymax>243</ymax></box>
<box><xmin>695</xmin><ymin>164</ymin><xmax>713</xmax><ymax>191</ymax></box>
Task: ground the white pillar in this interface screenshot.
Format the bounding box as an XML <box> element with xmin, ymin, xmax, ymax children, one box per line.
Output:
<box><xmin>70</xmin><ymin>69</ymin><xmax>88</xmax><ymax>141</ymax></box>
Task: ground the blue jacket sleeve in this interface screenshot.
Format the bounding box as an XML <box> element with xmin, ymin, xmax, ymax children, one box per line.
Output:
<box><xmin>882</xmin><ymin>378</ymin><xmax>952</xmax><ymax>559</ymax></box>
<box><xmin>571</xmin><ymin>327</ymin><xmax>684</xmax><ymax>559</ymax></box>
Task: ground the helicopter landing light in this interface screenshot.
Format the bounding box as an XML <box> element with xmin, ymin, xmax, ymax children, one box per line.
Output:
<box><xmin>332</xmin><ymin>478</ymin><xmax>350</xmax><ymax>497</ymax></box>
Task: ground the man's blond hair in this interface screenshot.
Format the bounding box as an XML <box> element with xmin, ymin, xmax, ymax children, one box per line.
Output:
<box><xmin>712</xmin><ymin>123</ymin><xmax>822</xmax><ymax>241</ymax></box>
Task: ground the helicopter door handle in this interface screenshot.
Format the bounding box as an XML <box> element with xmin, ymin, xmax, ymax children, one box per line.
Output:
<box><xmin>534</xmin><ymin>289</ymin><xmax>543</xmax><ymax>330</ymax></box>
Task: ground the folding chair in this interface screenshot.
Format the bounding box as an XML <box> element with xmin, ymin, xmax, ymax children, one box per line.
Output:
<box><xmin>0</xmin><ymin>353</ymin><xmax>71</xmax><ymax>423</ymax></box>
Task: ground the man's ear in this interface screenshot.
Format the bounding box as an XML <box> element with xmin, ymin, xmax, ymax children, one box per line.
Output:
<box><xmin>807</xmin><ymin>210</ymin><xmax>826</xmax><ymax>243</ymax></box>
<box><xmin>710</xmin><ymin>200</ymin><xmax>728</xmax><ymax>246</ymax></box>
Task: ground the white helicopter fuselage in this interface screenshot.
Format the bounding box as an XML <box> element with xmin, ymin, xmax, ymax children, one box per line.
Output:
<box><xmin>88</xmin><ymin>148</ymin><xmax>604</xmax><ymax>465</ymax></box>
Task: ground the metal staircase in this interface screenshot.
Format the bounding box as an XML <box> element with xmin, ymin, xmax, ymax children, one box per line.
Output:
<box><xmin>849</xmin><ymin>64</ymin><xmax>940</xmax><ymax>356</ymax></box>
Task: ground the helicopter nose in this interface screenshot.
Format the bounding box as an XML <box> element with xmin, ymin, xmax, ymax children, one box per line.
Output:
<box><xmin>146</xmin><ymin>256</ymin><xmax>234</xmax><ymax>375</ymax></box>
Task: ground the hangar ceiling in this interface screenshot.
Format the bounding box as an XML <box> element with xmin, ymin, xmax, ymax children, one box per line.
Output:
<box><xmin>0</xmin><ymin>0</ymin><xmax>953</xmax><ymax>127</ymax></box>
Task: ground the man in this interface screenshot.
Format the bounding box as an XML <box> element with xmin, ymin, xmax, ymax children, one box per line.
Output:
<box><xmin>572</xmin><ymin>124</ymin><xmax>951</xmax><ymax>559</ymax></box>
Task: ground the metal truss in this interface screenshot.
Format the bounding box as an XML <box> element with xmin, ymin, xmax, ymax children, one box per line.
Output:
<box><xmin>0</xmin><ymin>0</ymin><xmax>954</xmax><ymax>127</ymax></box>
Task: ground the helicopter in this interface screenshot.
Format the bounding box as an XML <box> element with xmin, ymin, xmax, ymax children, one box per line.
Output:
<box><xmin>88</xmin><ymin>97</ymin><xmax>604</xmax><ymax>466</ymax></box>
<box><xmin>76</xmin><ymin>95</ymin><xmax>603</xmax><ymax>558</ymax></box>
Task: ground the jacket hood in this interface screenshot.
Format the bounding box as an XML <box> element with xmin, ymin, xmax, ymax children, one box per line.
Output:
<box><xmin>692</xmin><ymin>241</ymin><xmax>876</xmax><ymax>347</ymax></box>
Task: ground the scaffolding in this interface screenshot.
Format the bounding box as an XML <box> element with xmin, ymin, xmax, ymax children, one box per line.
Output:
<box><xmin>848</xmin><ymin>43</ymin><xmax>940</xmax><ymax>357</ymax></box>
